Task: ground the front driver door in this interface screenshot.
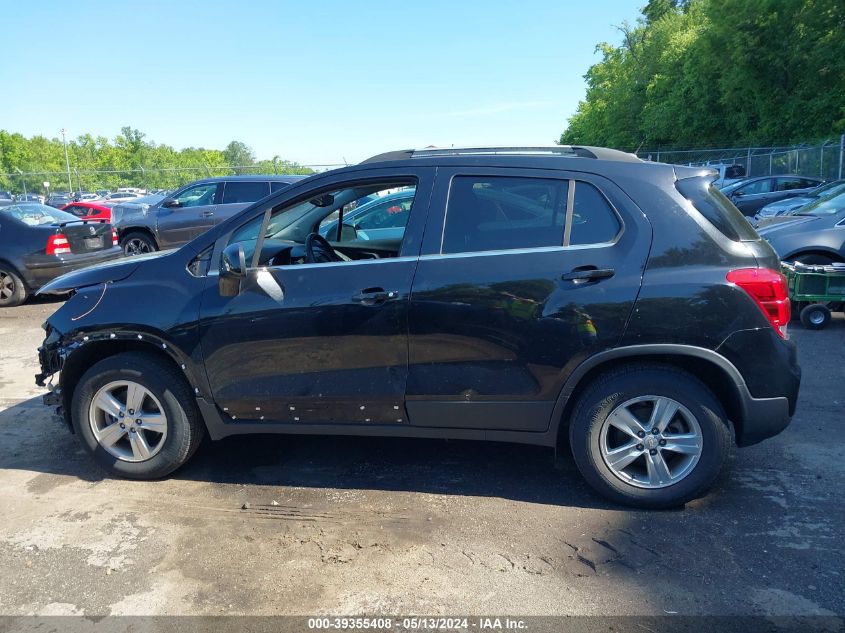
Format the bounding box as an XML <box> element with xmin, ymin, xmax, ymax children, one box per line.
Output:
<box><xmin>198</xmin><ymin>168</ymin><xmax>434</xmax><ymax>425</ymax></box>
<box><xmin>157</xmin><ymin>182</ymin><xmax>220</xmax><ymax>248</ymax></box>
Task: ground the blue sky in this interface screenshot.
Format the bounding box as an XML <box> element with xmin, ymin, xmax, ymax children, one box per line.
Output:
<box><xmin>2</xmin><ymin>0</ymin><xmax>642</xmax><ymax>166</ymax></box>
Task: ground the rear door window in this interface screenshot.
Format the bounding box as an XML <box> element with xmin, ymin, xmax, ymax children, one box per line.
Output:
<box><xmin>776</xmin><ymin>177</ymin><xmax>807</xmax><ymax>192</ymax></box>
<box><xmin>222</xmin><ymin>181</ymin><xmax>270</xmax><ymax>204</ymax></box>
<box><xmin>441</xmin><ymin>176</ymin><xmax>568</xmax><ymax>253</ymax></box>
<box><xmin>570</xmin><ymin>182</ymin><xmax>622</xmax><ymax>245</ymax></box>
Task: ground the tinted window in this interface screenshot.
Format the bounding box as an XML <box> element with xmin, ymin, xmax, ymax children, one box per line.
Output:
<box><xmin>442</xmin><ymin>176</ymin><xmax>568</xmax><ymax>254</ymax></box>
<box><xmin>65</xmin><ymin>205</ymin><xmax>88</xmax><ymax>217</ymax></box>
<box><xmin>675</xmin><ymin>177</ymin><xmax>758</xmax><ymax>242</ymax></box>
<box><xmin>569</xmin><ymin>182</ymin><xmax>621</xmax><ymax>245</ymax></box>
<box><xmin>175</xmin><ymin>183</ymin><xmax>217</xmax><ymax>208</ymax></box>
<box><xmin>776</xmin><ymin>178</ymin><xmax>806</xmax><ymax>192</ymax></box>
<box><xmin>222</xmin><ymin>181</ymin><xmax>270</xmax><ymax>204</ymax></box>
<box><xmin>271</xmin><ymin>181</ymin><xmax>293</xmax><ymax>193</ymax></box>
<box><xmin>737</xmin><ymin>179</ymin><xmax>773</xmax><ymax>195</ymax></box>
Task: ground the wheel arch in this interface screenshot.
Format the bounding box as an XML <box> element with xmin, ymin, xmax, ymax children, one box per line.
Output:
<box><xmin>0</xmin><ymin>257</ymin><xmax>30</xmax><ymax>289</ymax></box>
<box><xmin>57</xmin><ymin>335</ymin><xmax>202</xmax><ymax>432</ymax></box>
<box><xmin>551</xmin><ymin>345</ymin><xmax>746</xmax><ymax>450</ymax></box>
<box><xmin>783</xmin><ymin>248</ymin><xmax>844</xmax><ymax>263</ymax></box>
<box><xmin>118</xmin><ymin>226</ymin><xmax>159</xmax><ymax>249</ymax></box>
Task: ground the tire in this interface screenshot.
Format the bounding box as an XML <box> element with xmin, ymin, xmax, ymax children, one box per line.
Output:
<box><xmin>0</xmin><ymin>265</ymin><xmax>28</xmax><ymax>307</ymax></box>
<box><xmin>800</xmin><ymin>303</ymin><xmax>831</xmax><ymax>330</ymax></box>
<box><xmin>569</xmin><ymin>364</ymin><xmax>733</xmax><ymax>509</ymax></box>
<box><xmin>121</xmin><ymin>231</ymin><xmax>158</xmax><ymax>256</ymax></box>
<box><xmin>71</xmin><ymin>352</ymin><xmax>205</xmax><ymax>479</ymax></box>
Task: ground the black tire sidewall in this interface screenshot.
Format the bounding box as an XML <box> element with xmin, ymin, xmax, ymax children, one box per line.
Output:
<box><xmin>72</xmin><ymin>355</ymin><xmax>194</xmax><ymax>479</ymax></box>
<box><xmin>121</xmin><ymin>232</ymin><xmax>157</xmax><ymax>255</ymax></box>
<box><xmin>570</xmin><ymin>368</ymin><xmax>731</xmax><ymax>509</ymax></box>
<box><xmin>800</xmin><ymin>304</ymin><xmax>830</xmax><ymax>330</ymax></box>
<box><xmin>0</xmin><ymin>265</ymin><xmax>28</xmax><ymax>307</ymax></box>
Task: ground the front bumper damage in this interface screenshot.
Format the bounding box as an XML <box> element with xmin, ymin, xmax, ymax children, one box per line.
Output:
<box><xmin>35</xmin><ymin>323</ymin><xmax>72</xmax><ymax>414</ymax></box>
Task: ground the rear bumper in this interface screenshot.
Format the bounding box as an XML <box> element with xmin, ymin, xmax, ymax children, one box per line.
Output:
<box><xmin>23</xmin><ymin>247</ymin><xmax>123</xmax><ymax>289</ymax></box>
<box><xmin>717</xmin><ymin>328</ymin><xmax>801</xmax><ymax>447</ymax></box>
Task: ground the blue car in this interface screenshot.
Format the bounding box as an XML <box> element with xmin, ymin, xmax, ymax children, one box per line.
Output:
<box><xmin>319</xmin><ymin>190</ymin><xmax>414</xmax><ymax>242</ymax></box>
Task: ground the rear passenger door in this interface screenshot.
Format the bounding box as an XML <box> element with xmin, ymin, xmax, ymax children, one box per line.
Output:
<box><xmin>406</xmin><ymin>168</ymin><xmax>651</xmax><ymax>432</ymax></box>
<box><xmin>215</xmin><ymin>180</ymin><xmax>272</xmax><ymax>224</ymax></box>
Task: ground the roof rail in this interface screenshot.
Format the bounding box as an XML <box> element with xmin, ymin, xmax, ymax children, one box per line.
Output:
<box><xmin>361</xmin><ymin>145</ymin><xmax>641</xmax><ymax>164</ymax></box>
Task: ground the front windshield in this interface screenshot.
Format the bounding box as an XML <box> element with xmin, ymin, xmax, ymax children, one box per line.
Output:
<box><xmin>0</xmin><ymin>203</ymin><xmax>79</xmax><ymax>226</ymax></box>
<box><xmin>796</xmin><ymin>190</ymin><xmax>845</xmax><ymax>216</ymax></box>
<box><xmin>809</xmin><ymin>181</ymin><xmax>845</xmax><ymax>198</ymax></box>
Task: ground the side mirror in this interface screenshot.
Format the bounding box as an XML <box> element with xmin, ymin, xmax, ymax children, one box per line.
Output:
<box><xmin>162</xmin><ymin>198</ymin><xmax>181</xmax><ymax>208</ymax></box>
<box><xmin>340</xmin><ymin>223</ymin><xmax>358</xmax><ymax>241</ymax></box>
<box><xmin>219</xmin><ymin>242</ymin><xmax>246</xmax><ymax>297</ymax></box>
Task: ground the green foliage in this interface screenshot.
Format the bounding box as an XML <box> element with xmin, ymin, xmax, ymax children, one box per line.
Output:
<box><xmin>0</xmin><ymin>128</ymin><xmax>313</xmax><ymax>194</ymax></box>
<box><xmin>560</xmin><ymin>0</ymin><xmax>845</xmax><ymax>149</ymax></box>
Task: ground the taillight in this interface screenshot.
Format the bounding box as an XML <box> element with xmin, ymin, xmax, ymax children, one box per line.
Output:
<box><xmin>46</xmin><ymin>234</ymin><xmax>71</xmax><ymax>255</ymax></box>
<box><xmin>726</xmin><ymin>268</ymin><xmax>790</xmax><ymax>338</ymax></box>
<box><xmin>112</xmin><ymin>229</ymin><xmax>118</xmax><ymax>246</ymax></box>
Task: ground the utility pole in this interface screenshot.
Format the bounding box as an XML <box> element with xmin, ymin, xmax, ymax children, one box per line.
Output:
<box><xmin>14</xmin><ymin>168</ymin><xmax>26</xmax><ymax>196</ymax></box>
<box><xmin>61</xmin><ymin>128</ymin><xmax>73</xmax><ymax>193</ymax></box>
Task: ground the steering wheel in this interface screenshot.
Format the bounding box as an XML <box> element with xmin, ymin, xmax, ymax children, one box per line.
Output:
<box><xmin>304</xmin><ymin>232</ymin><xmax>343</xmax><ymax>264</ymax></box>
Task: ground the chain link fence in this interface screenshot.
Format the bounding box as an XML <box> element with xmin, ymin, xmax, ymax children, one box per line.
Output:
<box><xmin>0</xmin><ymin>163</ymin><xmax>346</xmax><ymax>197</ymax></box>
<box><xmin>638</xmin><ymin>136</ymin><xmax>845</xmax><ymax>180</ymax></box>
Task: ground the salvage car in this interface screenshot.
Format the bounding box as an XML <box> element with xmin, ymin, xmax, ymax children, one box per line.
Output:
<box><xmin>757</xmin><ymin>190</ymin><xmax>845</xmax><ymax>264</ymax></box>
<box><xmin>113</xmin><ymin>175</ymin><xmax>307</xmax><ymax>255</ymax></box>
<box><xmin>0</xmin><ymin>203</ymin><xmax>121</xmax><ymax>306</ymax></box>
<box><xmin>35</xmin><ymin>146</ymin><xmax>800</xmax><ymax>509</ymax></box>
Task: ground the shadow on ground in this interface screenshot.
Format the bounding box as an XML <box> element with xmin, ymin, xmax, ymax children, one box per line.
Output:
<box><xmin>0</xmin><ymin>395</ymin><xmax>614</xmax><ymax>509</ymax></box>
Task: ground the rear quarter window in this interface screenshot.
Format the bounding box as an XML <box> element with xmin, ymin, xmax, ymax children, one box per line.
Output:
<box><xmin>675</xmin><ymin>176</ymin><xmax>758</xmax><ymax>242</ymax></box>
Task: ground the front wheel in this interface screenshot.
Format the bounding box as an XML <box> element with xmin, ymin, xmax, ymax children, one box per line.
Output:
<box><xmin>569</xmin><ymin>365</ymin><xmax>732</xmax><ymax>509</ymax></box>
<box><xmin>71</xmin><ymin>352</ymin><xmax>205</xmax><ymax>479</ymax></box>
<box><xmin>121</xmin><ymin>232</ymin><xmax>158</xmax><ymax>256</ymax></box>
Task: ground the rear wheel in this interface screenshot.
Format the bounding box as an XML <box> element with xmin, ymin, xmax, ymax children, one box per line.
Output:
<box><xmin>71</xmin><ymin>352</ymin><xmax>205</xmax><ymax>479</ymax></box>
<box><xmin>0</xmin><ymin>266</ymin><xmax>27</xmax><ymax>307</ymax></box>
<box><xmin>569</xmin><ymin>365</ymin><xmax>732</xmax><ymax>509</ymax></box>
<box><xmin>121</xmin><ymin>232</ymin><xmax>158</xmax><ymax>256</ymax></box>
<box><xmin>800</xmin><ymin>303</ymin><xmax>831</xmax><ymax>330</ymax></box>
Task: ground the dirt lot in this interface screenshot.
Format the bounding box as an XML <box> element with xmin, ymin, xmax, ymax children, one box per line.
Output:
<box><xmin>0</xmin><ymin>297</ymin><xmax>843</xmax><ymax>618</ymax></box>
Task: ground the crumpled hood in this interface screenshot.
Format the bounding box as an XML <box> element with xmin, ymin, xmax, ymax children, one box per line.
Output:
<box><xmin>37</xmin><ymin>249</ymin><xmax>176</xmax><ymax>294</ymax></box>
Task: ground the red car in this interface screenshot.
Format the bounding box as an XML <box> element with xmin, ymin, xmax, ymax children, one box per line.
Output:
<box><xmin>60</xmin><ymin>201</ymin><xmax>112</xmax><ymax>222</ymax></box>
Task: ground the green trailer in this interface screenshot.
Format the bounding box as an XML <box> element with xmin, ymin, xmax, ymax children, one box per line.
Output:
<box><xmin>782</xmin><ymin>262</ymin><xmax>845</xmax><ymax>329</ymax></box>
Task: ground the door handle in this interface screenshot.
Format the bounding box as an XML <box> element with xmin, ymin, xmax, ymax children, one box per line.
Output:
<box><xmin>202</xmin><ymin>210</ymin><xmax>214</xmax><ymax>218</ymax></box>
<box><xmin>561</xmin><ymin>267</ymin><xmax>615</xmax><ymax>283</ymax></box>
<box><xmin>352</xmin><ymin>287</ymin><xmax>398</xmax><ymax>305</ymax></box>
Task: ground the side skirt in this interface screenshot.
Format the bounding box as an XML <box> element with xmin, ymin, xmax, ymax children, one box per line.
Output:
<box><xmin>195</xmin><ymin>397</ymin><xmax>557</xmax><ymax>447</ymax></box>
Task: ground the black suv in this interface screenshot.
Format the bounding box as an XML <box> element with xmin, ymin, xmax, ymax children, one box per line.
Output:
<box><xmin>35</xmin><ymin>146</ymin><xmax>800</xmax><ymax>509</ymax></box>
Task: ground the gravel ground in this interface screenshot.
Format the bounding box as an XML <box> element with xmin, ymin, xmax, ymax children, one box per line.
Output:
<box><xmin>0</xmin><ymin>297</ymin><xmax>843</xmax><ymax>619</ymax></box>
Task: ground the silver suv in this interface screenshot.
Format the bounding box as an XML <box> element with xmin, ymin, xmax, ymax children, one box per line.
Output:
<box><xmin>113</xmin><ymin>175</ymin><xmax>307</xmax><ymax>254</ymax></box>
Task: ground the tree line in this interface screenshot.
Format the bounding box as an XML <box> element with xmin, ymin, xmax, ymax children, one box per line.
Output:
<box><xmin>560</xmin><ymin>0</ymin><xmax>845</xmax><ymax>151</ymax></box>
<box><xmin>0</xmin><ymin>127</ymin><xmax>312</xmax><ymax>194</ymax></box>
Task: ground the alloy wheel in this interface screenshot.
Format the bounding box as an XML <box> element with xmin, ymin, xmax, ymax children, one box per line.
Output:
<box><xmin>0</xmin><ymin>271</ymin><xmax>14</xmax><ymax>301</ymax></box>
<box><xmin>88</xmin><ymin>380</ymin><xmax>168</xmax><ymax>462</ymax></box>
<box><xmin>599</xmin><ymin>395</ymin><xmax>703</xmax><ymax>489</ymax></box>
<box><xmin>124</xmin><ymin>238</ymin><xmax>153</xmax><ymax>255</ymax></box>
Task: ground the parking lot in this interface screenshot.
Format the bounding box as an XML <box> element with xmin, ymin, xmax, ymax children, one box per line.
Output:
<box><xmin>0</xmin><ymin>298</ymin><xmax>843</xmax><ymax>617</ymax></box>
